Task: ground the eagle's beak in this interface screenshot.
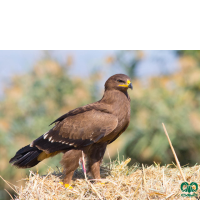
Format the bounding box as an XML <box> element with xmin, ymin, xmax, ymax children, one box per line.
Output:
<box><xmin>118</xmin><ymin>79</ymin><xmax>133</xmax><ymax>89</ymax></box>
<box><xmin>128</xmin><ymin>83</ymin><xmax>133</xmax><ymax>90</ymax></box>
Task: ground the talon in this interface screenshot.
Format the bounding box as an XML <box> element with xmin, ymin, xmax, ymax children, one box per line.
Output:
<box><xmin>59</xmin><ymin>182</ymin><xmax>73</xmax><ymax>189</ymax></box>
<box><xmin>97</xmin><ymin>182</ymin><xmax>105</xmax><ymax>185</ymax></box>
<box><xmin>64</xmin><ymin>184</ymin><xmax>73</xmax><ymax>189</ymax></box>
<box><xmin>96</xmin><ymin>180</ymin><xmax>108</xmax><ymax>185</ymax></box>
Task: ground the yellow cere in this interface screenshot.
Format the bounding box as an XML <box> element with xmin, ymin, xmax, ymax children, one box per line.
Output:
<box><xmin>119</xmin><ymin>79</ymin><xmax>131</xmax><ymax>87</ymax></box>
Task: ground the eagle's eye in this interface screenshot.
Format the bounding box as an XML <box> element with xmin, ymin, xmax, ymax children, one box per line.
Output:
<box><xmin>117</xmin><ymin>79</ymin><xmax>124</xmax><ymax>83</ymax></box>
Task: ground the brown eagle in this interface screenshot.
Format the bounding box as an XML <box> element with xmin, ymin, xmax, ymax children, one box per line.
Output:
<box><xmin>9</xmin><ymin>74</ymin><xmax>132</xmax><ymax>185</ymax></box>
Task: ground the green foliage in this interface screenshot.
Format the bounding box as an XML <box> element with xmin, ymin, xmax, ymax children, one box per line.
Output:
<box><xmin>178</xmin><ymin>50</ymin><xmax>200</xmax><ymax>63</ymax></box>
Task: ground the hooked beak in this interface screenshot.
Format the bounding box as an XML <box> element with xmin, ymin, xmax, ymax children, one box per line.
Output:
<box><xmin>118</xmin><ymin>79</ymin><xmax>133</xmax><ymax>90</ymax></box>
<box><xmin>128</xmin><ymin>83</ymin><xmax>133</xmax><ymax>90</ymax></box>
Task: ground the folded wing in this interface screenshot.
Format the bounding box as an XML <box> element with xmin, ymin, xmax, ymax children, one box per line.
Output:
<box><xmin>31</xmin><ymin>109</ymin><xmax>118</xmax><ymax>153</ymax></box>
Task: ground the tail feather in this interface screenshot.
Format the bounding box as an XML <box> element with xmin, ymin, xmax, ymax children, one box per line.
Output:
<box><xmin>9</xmin><ymin>134</ymin><xmax>68</xmax><ymax>168</ymax></box>
<box><xmin>9</xmin><ymin>145</ymin><xmax>42</xmax><ymax>168</ymax></box>
<box><xmin>16</xmin><ymin>145</ymin><xmax>36</xmax><ymax>155</ymax></box>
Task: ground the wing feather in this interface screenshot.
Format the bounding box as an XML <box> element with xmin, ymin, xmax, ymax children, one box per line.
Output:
<box><xmin>32</xmin><ymin>109</ymin><xmax>118</xmax><ymax>152</ymax></box>
<box><xmin>47</xmin><ymin>110</ymin><xmax>118</xmax><ymax>145</ymax></box>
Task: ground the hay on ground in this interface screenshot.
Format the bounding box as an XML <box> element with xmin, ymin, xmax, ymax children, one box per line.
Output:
<box><xmin>8</xmin><ymin>158</ymin><xmax>200</xmax><ymax>200</ymax></box>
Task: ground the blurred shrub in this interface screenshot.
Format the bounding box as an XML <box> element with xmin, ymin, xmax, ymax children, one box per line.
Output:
<box><xmin>118</xmin><ymin>51</ymin><xmax>200</xmax><ymax>166</ymax></box>
<box><xmin>0</xmin><ymin>58</ymin><xmax>96</xmax><ymax>189</ymax></box>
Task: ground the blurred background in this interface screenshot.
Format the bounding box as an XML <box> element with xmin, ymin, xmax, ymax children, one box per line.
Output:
<box><xmin>1</xmin><ymin>50</ymin><xmax>200</xmax><ymax>198</ymax></box>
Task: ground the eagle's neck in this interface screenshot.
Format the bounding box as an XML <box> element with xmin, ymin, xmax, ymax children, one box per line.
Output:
<box><xmin>100</xmin><ymin>89</ymin><xmax>130</xmax><ymax>123</ymax></box>
<box><xmin>100</xmin><ymin>89</ymin><xmax>130</xmax><ymax>105</ymax></box>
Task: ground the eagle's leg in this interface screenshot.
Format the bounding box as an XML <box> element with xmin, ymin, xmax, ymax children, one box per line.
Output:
<box><xmin>63</xmin><ymin>170</ymin><xmax>75</xmax><ymax>185</ymax></box>
<box><xmin>88</xmin><ymin>143</ymin><xmax>107</xmax><ymax>181</ymax></box>
<box><xmin>60</xmin><ymin>149</ymin><xmax>82</xmax><ymax>184</ymax></box>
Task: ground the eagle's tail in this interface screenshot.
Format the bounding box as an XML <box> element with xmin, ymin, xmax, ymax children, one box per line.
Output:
<box><xmin>9</xmin><ymin>145</ymin><xmax>42</xmax><ymax>168</ymax></box>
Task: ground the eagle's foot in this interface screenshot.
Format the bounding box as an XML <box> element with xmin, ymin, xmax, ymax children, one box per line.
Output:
<box><xmin>59</xmin><ymin>182</ymin><xmax>73</xmax><ymax>189</ymax></box>
<box><xmin>96</xmin><ymin>182</ymin><xmax>106</xmax><ymax>185</ymax></box>
<box><xmin>95</xmin><ymin>179</ymin><xmax>108</xmax><ymax>185</ymax></box>
<box><xmin>64</xmin><ymin>183</ymin><xmax>73</xmax><ymax>189</ymax></box>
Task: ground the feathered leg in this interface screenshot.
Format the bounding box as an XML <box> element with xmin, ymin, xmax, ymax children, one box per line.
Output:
<box><xmin>60</xmin><ymin>149</ymin><xmax>82</xmax><ymax>185</ymax></box>
<box><xmin>88</xmin><ymin>143</ymin><xmax>107</xmax><ymax>181</ymax></box>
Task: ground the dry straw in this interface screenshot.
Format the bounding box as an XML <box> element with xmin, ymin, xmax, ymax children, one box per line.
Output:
<box><xmin>1</xmin><ymin>124</ymin><xmax>200</xmax><ymax>199</ymax></box>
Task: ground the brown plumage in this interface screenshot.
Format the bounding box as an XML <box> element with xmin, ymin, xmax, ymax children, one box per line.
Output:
<box><xmin>9</xmin><ymin>74</ymin><xmax>132</xmax><ymax>184</ymax></box>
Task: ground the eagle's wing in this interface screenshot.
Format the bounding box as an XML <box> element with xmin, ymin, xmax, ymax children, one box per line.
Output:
<box><xmin>32</xmin><ymin>109</ymin><xmax>118</xmax><ymax>153</ymax></box>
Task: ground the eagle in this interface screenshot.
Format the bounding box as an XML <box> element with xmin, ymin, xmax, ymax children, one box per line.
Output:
<box><xmin>9</xmin><ymin>74</ymin><xmax>132</xmax><ymax>186</ymax></box>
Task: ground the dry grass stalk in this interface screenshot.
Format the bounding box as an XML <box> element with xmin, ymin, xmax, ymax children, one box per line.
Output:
<box><xmin>0</xmin><ymin>175</ymin><xmax>19</xmax><ymax>195</ymax></box>
<box><xmin>133</xmin><ymin>180</ymin><xmax>142</xmax><ymax>198</ymax></box>
<box><xmin>162</xmin><ymin>123</ymin><xmax>186</xmax><ymax>182</ymax></box>
<box><xmin>81</xmin><ymin>150</ymin><xmax>103</xmax><ymax>200</ymax></box>
<box><xmin>4</xmin><ymin>189</ymin><xmax>14</xmax><ymax>200</ymax></box>
<box><xmin>142</xmin><ymin>163</ymin><xmax>146</xmax><ymax>187</ymax></box>
<box><xmin>81</xmin><ymin>151</ymin><xmax>87</xmax><ymax>180</ymax></box>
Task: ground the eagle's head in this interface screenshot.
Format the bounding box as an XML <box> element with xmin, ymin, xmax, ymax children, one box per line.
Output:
<box><xmin>105</xmin><ymin>74</ymin><xmax>133</xmax><ymax>91</ymax></box>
